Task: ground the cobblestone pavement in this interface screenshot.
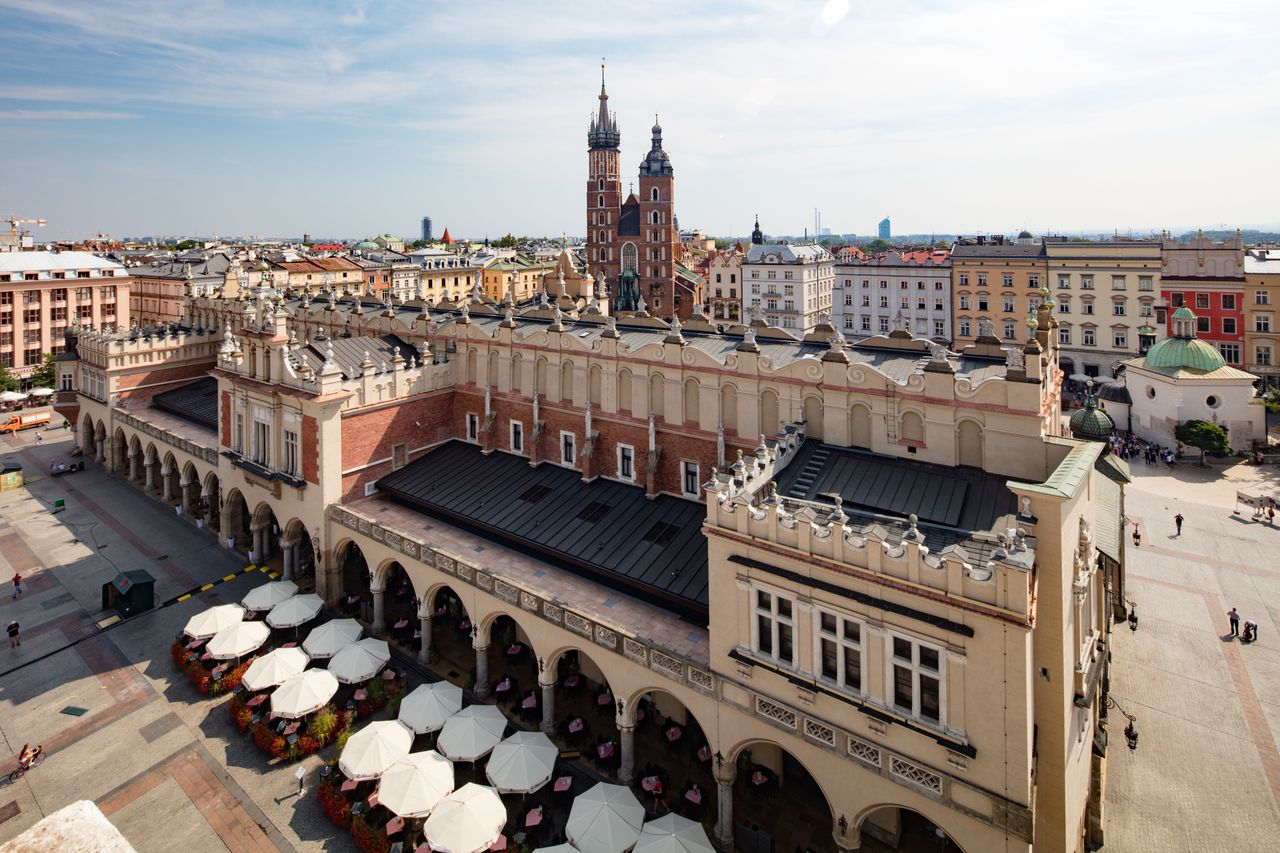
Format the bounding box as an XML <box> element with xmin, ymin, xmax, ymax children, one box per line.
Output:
<box><xmin>0</xmin><ymin>428</ymin><xmax>351</xmax><ymax>851</ymax></box>
<box><xmin>1103</xmin><ymin>457</ymin><xmax>1280</xmax><ymax>851</ymax></box>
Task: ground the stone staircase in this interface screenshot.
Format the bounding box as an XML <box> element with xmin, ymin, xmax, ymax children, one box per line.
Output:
<box><xmin>786</xmin><ymin>445</ymin><xmax>830</xmax><ymax>498</ymax></box>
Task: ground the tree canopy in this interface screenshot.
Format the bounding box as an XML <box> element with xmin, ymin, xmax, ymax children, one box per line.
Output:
<box><xmin>861</xmin><ymin>237</ymin><xmax>891</xmax><ymax>253</ymax></box>
<box><xmin>1175</xmin><ymin>419</ymin><xmax>1231</xmax><ymax>464</ymax></box>
<box><xmin>28</xmin><ymin>353</ymin><xmax>56</xmax><ymax>389</ymax></box>
<box><xmin>0</xmin><ymin>364</ymin><xmax>17</xmax><ymax>393</ymax></box>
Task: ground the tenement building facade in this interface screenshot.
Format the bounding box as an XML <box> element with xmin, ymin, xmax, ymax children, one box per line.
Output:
<box><xmin>58</xmin><ymin>273</ymin><xmax>1126</xmax><ymax>853</ymax></box>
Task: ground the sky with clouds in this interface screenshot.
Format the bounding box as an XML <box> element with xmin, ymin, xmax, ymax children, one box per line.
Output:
<box><xmin>1</xmin><ymin>0</ymin><xmax>1277</xmax><ymax>241</ymax></box>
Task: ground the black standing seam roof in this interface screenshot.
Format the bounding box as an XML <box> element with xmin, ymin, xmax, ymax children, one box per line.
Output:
<box><xmin>151</xmin><ymin>376</ymin><xmax>219</xmax><ymax>432</ymax></box>
<box><xmin>375</xmin><ymin>441</ymin><xmax>709</xmax><ymax>618</ymax></box>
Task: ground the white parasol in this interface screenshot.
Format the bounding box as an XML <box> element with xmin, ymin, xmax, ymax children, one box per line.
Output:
<box><xmin>270</xmin><ymin>668</ymin><xmax>339</xmax><ymax>719</ymax></box>
<box><xmin>338</xmin><ymin>719</ymin><xmax>413</xmax><ymax>781</ymax></box>
<box><xmin>436</xmin><ymin>704</ymin><xmax>507</xmax><ymax>763</ymax></box>
<box><xmin>398</xmin><ymin>681</ymin><xmax>463</xmax><ymax>734</ymax></box>
<box><xmin>183</xmin><ymin>603</ymin><xmax>246</xmax><ymax>640</ymax></box>
<box><xmin>0</xmin><ymin>391</ymin><xmax>27</xmax><ymax>403</ymax></box>
<box><xmin>241</xmin><ymin>580</ymin><xmax>298</xmax><ymax>612</ymax></box>
<box><xmin>565</xmin><ymin>783</ymin><xmax>644</xmax><ymax>853</ymax></box>
<box><xmin>206</xmin><ymin>621</ymin><xmax>269</xmax><ymax>660</ymax></box>
<box><xmin>303</xmin><ymin>618</ymin><xmax>362</xmax><ymax>660</ymax></box>
<box><xmin>241</xmin><ymin>646</ymin><xmax>308</xmax><ymax>691</ymax></box>
<box><xmin>485</xmin><ymin>730</ymin><xmax>558</xmax><ymax>794</ymax></box>
<box><xmin>422</xmin><ymin>783</ymin><xmax>505</xmax><ymax>853</ymax></box>
<box><xmin>27</xmin><ymin>387</ymin><xmax>54</xmax><ymax>397</ymax></box>
<box><xmin>375</xmin><ymin>750</ymin><xmax>455</xmax><ymax>818</ymax></box>
<box><xmin>328</xmin><ymin>637</ymin><xmax>391</xmax><ymax>684</ymax></box>
<box><xmin>631</xmin><ymin>814</ymin><xmax>715</xmax><ymax>853</ymax></box>
<box><xmin>265</xmin><ymin>593</ymin><xmax>324</xmax><ymax>629</ymax></box>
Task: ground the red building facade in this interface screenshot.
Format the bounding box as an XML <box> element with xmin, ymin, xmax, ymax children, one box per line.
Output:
<box><xmin>1159</xmin><ymin>233</ymin><xmax>1246</xmax><ymax>366</ymax></box>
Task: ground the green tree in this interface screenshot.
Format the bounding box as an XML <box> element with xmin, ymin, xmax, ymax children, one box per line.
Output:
<box><xmin>493</xmin><ymin>233</ymin><xmax>520</xmax><ymax>249</ymax></box>
<box><xmin>1175</xmin><ymin>419</ymin><xmax>1231</xmax><ymax>465</ymax></box>
<box><xmin>29</xmin><ymin>353</ymin><xmax>56</xmax><ymax>389</ymax></box>
<box><xmin>713</xmin><ymin>238</ymin><xmax>731</xmax><ymax>250</ymax></box>
<box><xmin>174</xmin><ymin>240</ymin><xmax>197</xmax><ymax>251</ymax></box>
<box><xmin>862</xmin><ymin>237</ymin><xmax>891</xmax><ymax>253</ymax></box>
<box><xmin>0</xmin><ymin>364</ymin><xmax>17</xmax><ymax>393</ymax></box>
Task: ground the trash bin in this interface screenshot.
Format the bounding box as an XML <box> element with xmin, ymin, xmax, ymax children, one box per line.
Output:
<box><xmin>101</xmin><ymin>570</ymin><xmax>156</xmax><ymax>617</ymax></box>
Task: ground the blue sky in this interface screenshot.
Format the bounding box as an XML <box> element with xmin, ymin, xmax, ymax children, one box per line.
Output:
<box><xmin>2</xmin><ymin>0</ymin><xmax>1277</xmax><ymax>241</ymax></box>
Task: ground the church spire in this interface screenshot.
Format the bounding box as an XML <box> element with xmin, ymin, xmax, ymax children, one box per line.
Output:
<box><xmin>751</xmin><ymin>215</ymin><xmax>764</xmax><ymax>245</ymax></box>
<box><xmin>588</xmin><ymin>60</ymin><xmax>620</xmax><ymax>151</ymax></box>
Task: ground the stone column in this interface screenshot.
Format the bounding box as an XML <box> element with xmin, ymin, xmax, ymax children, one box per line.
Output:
<box><xmin>714</xmin><ymin>763</ymin><xmax>737</xmax><ymax>851</ymax></box>
<box><xmin>249</xmin><ymin>525</ymin><xmax>263</xmax><ymax>562</ymax></box>
<box><xmin>473</xmin><ymin>640</ymin><xmax>490</xmax><ymax>698</ymax></box>
<box><xmin>161</xmin><ymin>467</ymin><xmax>174</xmax><ymax>502</ymax></box>
<box><xmin>128</xmin><ymin>451</ymin><xmax>139</xmax><ymax>482</ymax></box>
<box><xmin>539</xmin><ymin>677</ymin><xmax>556</xmax><ymax>735</ymax></box>
<box><xmin>281</xmin><ymin>539</ymin><xmax>296</xmax><ymax>580</ymax></box>
<box><xmin>179</xmin><ymin>479</ymin><xmax>191</xmax><ymax>515</ymax></box>
<box><xmin>203</xmin><ymin>492</ymin><xmax>215</xmax><ymax>529</ymax></box>
<box><xmin>418</xmin><ymin>612</ymin><xmax>432</xmax><ymax>664</ymax></box>
<box><xmin>618</xmin><ymin>723</ymin><xmax>636</xmax><ymax>784</ymax></box>
<box><xmin>95</xmin><ymin>435</ymin><xmax>106</xmax><ymax>463</ymax></box>
<box><xmin>144</xmin><ymin>460</ymin><xmax>156</xmax><ymax>491</ymax></box>
<box><xmin>370</xmin><ymin>584</ymin><xmax>386</xmax><ymax>635</ymax></box>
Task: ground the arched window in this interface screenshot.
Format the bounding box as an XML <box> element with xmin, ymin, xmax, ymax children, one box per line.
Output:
<box><xmin>598</xmin><ymin>194</ymin><xmax>604</xmax><ymax>208</ymax></box>
<box><xmin>650</xmin><ymin>187</ymin><xmax>659</xmax><ymax>202</ymax></box>
<box><xmin>650</xmin><ymin>210</ymin><xmax>660</xmax><ymax>225</ymax></box>
<box><xmin>621</xmin><ymin>242</ymin><xmax>638</xmax><ymax>273</ymax></box>
<box><xmin>598</xmin><ymin>178</ymin><xmax>604</xmax><ymax>191</ymax></box>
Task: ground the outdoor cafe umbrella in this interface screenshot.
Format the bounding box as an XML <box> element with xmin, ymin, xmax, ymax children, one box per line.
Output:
<box><xmin>271</xmin><ymin>668</ymin><xmax>339</xmax><ymax>719</ymax></box>
<box><xmin>375</xmin><ymin>750</ymin><xmax>455</xmax><ymax>818</ymax></box>
<box><xmin>565</xmin><ymin>783</ymin><xmax>644</xmax><ymax>853</ymax></box>
<box><xmin>437</xmin><ymin>704</ymin><xmax>507</xmax><ymax>763</ymax></box>
<box><xmin>206</xmin><ymin>620</ymin><xmax>270</xmax><ymax>660</ymax></box>
<box><xmin>241</xmin><ymin>646</ymin><xmax>308</xmax><ymax>691</ymax></box>
<box><xmin>328</xmin><ymin>637</ymin><xmax>391</xmax><ymax>684</ymax></box>
<box><xmin>0</xmin><ymin>391</ymin><xmax>27</xmax><ymax>403</ymax></box>
<box><xmin>631</xmin><ymin>815</ymin><xmax>715</xmax><ymax>853</ymax></box>
<box><xmin>338</xmin><ymin>719</ymin><xmax>413</xmax><ymax>781</ymax></box>
<box><xmin>266</xmin><ymin>593</ymin><xmax>324</xmax><ymax>629</ymax></box>
<box><xmin>422</xmin><ymin>783</ymin><xmax>505</xmax><ymax>853</ymax></box>
<box><xmin>485</xmin><ymin>730</ymin><xmax>557</xmax><ymax>794</ymax></box>
<box><xmin>183</xmin><ymin>603</ymin><xmax>245</xmax><ymax>640</ymax></box>
<box><xmin>398</xmin><ymin>681</ymin><xmax>464</xmax><ymax>734</ymax></box>
<box><xmin>303</xmin><ymin>618</ymin><xmax>362</xmax><ymax>660</ymax></box>
<box><xmin>242</xmin><ymin>580</ymin><xmax>298</xmax><ymax>612</ymax></box>
<box><xmin>533</xmin><ymin>846</ymin><xmax>580</xmax><ymax>853</ymax></box>
<box><xmin>27</xmin><ymin>387</ymin><xmax>54</xmax><ymax>397</ymax></box>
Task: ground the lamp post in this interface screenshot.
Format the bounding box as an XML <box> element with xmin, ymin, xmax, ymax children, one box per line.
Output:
<box><xmin>1105</xmin><ymin>695</ymin><xmax>1139</xmax><ymax>751</ymax></box>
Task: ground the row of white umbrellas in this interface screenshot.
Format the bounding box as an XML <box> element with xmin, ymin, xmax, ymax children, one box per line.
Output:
<box><xmin>0</xmin><ymin>388</ymin><xmax>53</xmax><ymax>402</ymax></box>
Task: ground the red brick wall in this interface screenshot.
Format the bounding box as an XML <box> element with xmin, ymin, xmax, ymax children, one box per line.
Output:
<box><xmin>302</xmin><ymin>414</ymin><xmax>320</xmax><ymax>484</ymax></box>
<box><xmin>115</xmin><ymin>360</ymin><xmax>213</xmax><ymax>396</ymax></box>
<box><xmin>220</xmin><ymin>390</ymin><xmax>232</xmax><ymax>448</ymax></box>
<box><xmin>339</xmin><ymin>390</ymin><xmax>456</xmax><ymax>501</ymax></box>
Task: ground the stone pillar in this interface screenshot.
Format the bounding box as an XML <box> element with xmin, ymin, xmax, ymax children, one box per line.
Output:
<box><xmin>618</xmin><ymin>723</ymin><xmax>636</xmax><ymax>784</ymax></box>
<box><xmin>180</xmin><ymin>480</ymin><xmax>191</xmax><ymax>515</ymax></box>
<box><xmin>539</xmin><ymin>677</ymin><xmax>556</xmax><ymax>735</ymax></box>
<box><xmin>95</xmin><ymin>436</ymin><xmax>106</xmax><ymax>463</ymax></box>
<box><xmin>370</xmin><ymin>584</ymin><xmax>386</xmax><ymax>635</ymax></box>
<box><xmin>162</xmin><ymin>468</ymin><xmax>174</xmax><ymax>502</ymax></box>
<box><xmin>128</xmin><ymin>452</ymin><xmax>139</xmax><ymax>482</ymax></box>
<box><xmin>473</xmin><ymin>641</ymin><xmax>490</xmax><ymax>698</ymax></box>
<box><xmin>144</xmin><ymin>460</ymin><xmax>156</xmax><ymax>491</ymax></box>
<box><xmin>714</xmin><ymin>763</ymin><xmax>737</xmax><ymax>851</ymax></box>
<box><xmin>203</xmin><ymin>492</ymin><xmax>215</xmax><ymax>529</ymax></box>
<box><xmin>250</xmin><ymin>525</ymin><xmax>264</xmax><ymax>563</ymax></box>
<box><xmin>282</xmin><ymin>540</ymin><xmax>296</xmax><ymax>580</ymax></box>
<box><xmin>418</xmin><ymin>612</ymin><xmax>432</xmax><ymax>664</ymax></box>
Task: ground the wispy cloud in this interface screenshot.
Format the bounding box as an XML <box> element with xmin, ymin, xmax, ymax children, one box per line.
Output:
<box><xmin>0</xmin><ymin>109</ymin><xmax>140</xmax><ymax>120</ymax></box>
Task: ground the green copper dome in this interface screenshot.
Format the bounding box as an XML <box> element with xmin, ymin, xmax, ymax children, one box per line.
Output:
<box><xmin>1144</xmin><ymin>307</ymin><xmax>1226</xmax><ymax>372</ymax></box>
<box><xmin>1069</xmin><ymin>386</ymin><xmax>1114</xmax><ymax>441</ymax></box>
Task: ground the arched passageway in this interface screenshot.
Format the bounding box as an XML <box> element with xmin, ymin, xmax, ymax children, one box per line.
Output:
<box><xmin>221</xmin><ymin>489</ymin><xmax>251</xmax><ymax>553</ymax></box>
<box><xmin>250</xmin><ymin>503</ymin><xmax>280</xmax><ymax>566</ymax></box>
<box><xmin>724</xmin><ymin>740</ymin><xmax>837</xmax><ymax>853</ymax></box>
<box><xmin>201</xmin><ymin>472</ymin><xmax>221</xmax><ymax>532</ymax></box>
<box><xmin>544</xmin><ymin>648</ymin><xmax>620</xmax><ymax>780</ymax></box>
<box><xmin>280</xmin><ymin>519</ymin><xmax>315</xmax><ymax>588</ymax></box>
<box><xmin>856</xmin><ymin>805</ymin><xmax>966</xmax><ymax>853</ymax></box>
<box><xmin>484</xmin><ymin>613</ymin><xmax>540</xmax><ymax>725</ymax></box>
<box><xmin>623</xmin><ymin>687</ymin><xmax>717</xmax><ymax>834</ymax></box>
<box><xmin>418</xmin><ymin>585</ymin><xmax>475</xmax><ymax>690</ymax></box>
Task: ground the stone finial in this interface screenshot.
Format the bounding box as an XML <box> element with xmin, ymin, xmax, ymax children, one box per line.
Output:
<box><xmin>595</xmin><ymin>271</ymin><xmax>607</xmax><ymax>299</ymax></box>
<box><xmin>602</xmin><ymin>315</ymin><xmax>619</xmax><ymax>338</ymax></box>
<box><xmin>737</xmin><ymin>327</ymin><xmax>760</xmax><ymax>352</ymax></box>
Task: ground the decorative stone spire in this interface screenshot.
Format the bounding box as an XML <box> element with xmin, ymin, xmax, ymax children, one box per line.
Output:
<box><xmin>587</xmin><ymin>61</ymin><xmax>620</xmax><ymax>151</ymax></box>
<box><xmin>751</xmin><ymin>215</ymin><xmax>764</xmax><ymax>246</ymax></box>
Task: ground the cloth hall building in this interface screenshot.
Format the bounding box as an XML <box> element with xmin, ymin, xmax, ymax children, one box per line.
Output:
<box><xmin>56</xmin><ymin>254</ymin><xmax>1127</xmax><ymax>853</ymax></box>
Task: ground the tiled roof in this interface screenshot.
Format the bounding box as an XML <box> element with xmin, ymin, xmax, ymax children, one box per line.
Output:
<box><xmin>0</xmin><ymin>251</ymin><xmax>125</xmax><ymax>273</ymax></box>
<box><xmin>151</xmin><ymin>376</ymin><xmax>218</xmax><ymax>432</ymax></box>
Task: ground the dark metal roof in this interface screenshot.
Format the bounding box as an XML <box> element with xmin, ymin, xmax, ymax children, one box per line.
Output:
<box><xmin>151</xmin><ymin>376</ymin><xmax>218</xmax><ymax>432</ymax></box>
<box><xmin>618</xmin><ymin>199</ymin><xmax>641</xmax><ymax>237</ymax></box>
<box><xmin>773</xmin><ymin>441</ymin><xmax>1019</xmax><ymax>561</ymax></box>
<box><xmin>376</xmin><ymin>441</ymin><xmax>709</xmax><ymax>617</ymax></box>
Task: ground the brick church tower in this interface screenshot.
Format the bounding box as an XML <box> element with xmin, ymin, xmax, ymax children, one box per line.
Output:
<box><xmin>585</xmin><ymin>69</ymin><xmax>687</xmax><ymax>318</ymax></box>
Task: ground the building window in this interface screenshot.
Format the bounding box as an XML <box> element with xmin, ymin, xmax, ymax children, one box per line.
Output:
<box><xmin>617</xmin><ymin>444</ymin><xmax>635</xmax><ymax>481</ymax></box>
<box><xmin>1082</xmin><ymin>300</ymin><xmax>1095</xmax><ymax>315</ymax></box>
<box><xmin>1139</xmin><ymin>276</ymin><xmax>1154</xmax><ymax>292</ymax></box>
<box><xmin>234</xmin><ymin>412</ymin><xmax>244</xmax><ymax>453</ymax></box>
<box><xmin>1002</xmin><ymin>297</ymin><xmax>1014</xmax><ymax>312</ymax></box>
<box><xmin>1081</xmin><ymin>275</ymin><xmax>1094</xmax><ymax>290</ymax></box>
<box><xmin>1256</xmin><ymin>345</ymin><xmax>1272</xmax><ymax>367</ymax></box>
<box><xmin>861</xmin><ymin>294</ymin><xmax>870</xmax><ymax>307</ymax></box>
<box><xmin>934</xmin><ymin>320</ymin><xmax>945</xmax><ymax>338</ymax></box>
<box><xmin>1003</xmin><ymin>321</ymin><xmax>1015</xmax><ymax>340</ymax></box>
<box><xmin>1058</xmin><ymin>275</ymin><xmax>1071</xmax><ymax>289</ymax></box>
<box><xmin>284</xmin><ymin>429</ymin><xmax>300</xmax><ymax>475</ymax></box>
<box><xmin>1222</xmin><ymin>317</ymin><xmax>1237</xmax><ymax>334</ymax></box>
<box><xmin>816</xmin><ymin>610</ymin><xmax>863</xmax><ymax>693</ymax></box>
<box><xmin>1058</xmin><ymin>297</ymin><xmax>1071</xmax><ymax>313</ymax></box>
<box><xmin>1197</xmin><ymin>316</ymin><xmax>1211</xmax><ymax>334</ymax></box>
<box><xmin>1195</xmin><ymin>293</ymin><xmax>1210</xmax><ymax>309</ymax></box>
<box><xmin>1256</xmin><ymin>290</ymin><xmax>1270</xmax><ymax>305</ymax></box>
<box><xmin>1059</xmin><ymin>326</ymin><xmax>1072</xmax><ymax>345</ymax></box>
<box><xmin>861</xmin><ymin>316</ymin><xmax>871</xmax><ymax>331</ymax></box>
<box><xmin>466</xmin><ymin>413</ymin><xmax>479</xmax><ymax>442</ymax></box>
<box><xmin>878</xmin><ymin>295</ymin><xmax>888</xmax><ymax>308</ymax></box>
<box><xmin>977</xmin><ymin>296</ymin><xmax>989</xmax><ymax>311</ymax></box>
<box><xmin>1219</xmin><ymin>343</ymin><xmax>1241</xmax><ymax>364</ymax></box>
<box><xmin>1112</xmin><ymin>301</ymin><xmax>1126</xmax><ymax>316</ymax></box>
<box><xmin>958</xmin><ymin>273</ymin><xmax>969</xmax><ymax>286</ymax></box>
<box><xmin>1083</xmin><ymin>328</ymin><xmax>1096</xmax><ymax>346</ymax></box>
<box><xmin>1028</xmin><ymin>275</ymin><xmax>1040</xmax><ymax>289</ymax></box>
<box><xmin>958</xmin><ymin>295</ymin><xmax>970</xmax><ymax>310</ymax></box>
<box><xmin>1114</xmin><ymin>331</ymin><xmax>1127</xmax><ymax>349</ymax></box>
<box><xmin>1112</xmin><ymin>275</ymin><xmax>1127</xmax><ymax>290</ymax></box>
<box><xmin>60</xmin><ymin>373</ymin><xmax>72</xmax><ymax>391</ymax></box>
<box><xmin>682</xmin><ymin>461</ymin><xmax>700</xmax><ymax>497</ymax></box>
<box><xmin>754</xmin><ymin>589</ymin><xmax>795</xmax><ymax>667</ymax></box>
<box><xmin>1139</xmin><ymin>300</ymin><xmax>1153</xmax><ymax>317</ymax></box>
<box><xmin>561</xmin><ymin>431</ymin><xmax>576</xmax><ymax>466</ymax></box>
<box><xmin>510</xmin><ymin>420</ymin><xmax>524</xmax><ymax>454</ymax></box>
<box><xmin>889</xmin><ymin>634</ymin><xmax>943</xmax><ymax>724</ymax></box>
<box><xmin>1222</xmin><ymin>294</ymin><xmax>1237</xmax><ymax>310</ymax></box>
<box><xmin>959</xmin><ymin>320</ymin><xmax>971</xmax><ymax>337</ymax></box>
<box><xmin>1256</xmin><ymin>316</ymin><xmax>1272</xmax><ymax>333</ymax></box>
<box><xmin>878</xmin><ymin>317</ymin><xmax>889</xmax><ymax>333</ymax></box>
<box><xmin>251</xmin><ymin>417</ymin><xmax>270</xmax><ymax>467</ymax></box>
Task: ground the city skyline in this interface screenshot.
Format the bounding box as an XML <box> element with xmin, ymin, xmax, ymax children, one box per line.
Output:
<box><xmin>2</xmin><ymin>0</ymin><xmax>1277</xmax><ymax>241</ymax></box>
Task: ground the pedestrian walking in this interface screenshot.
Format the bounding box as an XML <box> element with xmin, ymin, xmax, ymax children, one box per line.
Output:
<box><xmin>1175</xmin><ymin>513</ymin><xmax>1184</xmax><ymax>536</ymax></box>
<box><xmin>7</xmin><ymin>621</ymin><xmax>18</xmax><ymax>648</ymax></box>
<box><xmin>10</xmin><ymin>572</ymin><xmax>21</xmax><ymax>599</ymax></box>
<box><xmin>1132</xmin><ymin>525</ymin><xmax>1141</xmax><ymax>547</ymax></box>
<box><xmin>1268</xmin><ymin>506</ymin><xmax>1276</xmax><ymax>526</ymax></box>
<box><xmin>33</xmin><ymin>431</ymin><xmax>41</xmax><ymax>445</ymax></box>
<box><xmin>1229</xmin><ymin>607</ymin><xmax>1240</xmax><ymax>637</ymax></box>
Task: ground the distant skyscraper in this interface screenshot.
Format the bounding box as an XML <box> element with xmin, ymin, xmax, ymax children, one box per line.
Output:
<box><xmin>421</xmin><ymin>216</ymin><xmax>433</xmax><ymax>242</ymax></box>
<box><xmin>878</xmin><ymin>217</ymin><xmax>891</xmax><ymax>239</ymax></box>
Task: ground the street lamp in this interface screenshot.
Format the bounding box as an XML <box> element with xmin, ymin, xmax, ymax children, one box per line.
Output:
<box><xmin>1105</xmin><ymin>696</ymin><xmax>1139</xmax><ymax>751</ymax></box>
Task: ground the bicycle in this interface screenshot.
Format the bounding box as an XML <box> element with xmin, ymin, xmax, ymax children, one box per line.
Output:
<box><xmin>8</xmin><ymin>746</ymin><xmax>44</xmax><ymax>782</ymax></box>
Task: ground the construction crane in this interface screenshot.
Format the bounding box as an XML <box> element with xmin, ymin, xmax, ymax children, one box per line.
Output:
<box><xmin>5</xmin><ymin>214</ymin><xmax>47</xmax><ymax>237</ymax></box>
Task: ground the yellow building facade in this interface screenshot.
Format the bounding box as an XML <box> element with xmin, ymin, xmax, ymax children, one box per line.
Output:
<box><xmin>1244</xmin><ymin>249</ymin><xmax>1280</xmax><ymax>387</ymax></box>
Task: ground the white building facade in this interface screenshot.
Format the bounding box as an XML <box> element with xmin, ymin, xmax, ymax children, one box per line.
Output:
<box><xmin>834</xmin><ymin>249</ymin><xmax>951</xmax><ymax>342</ymax></box>
<box><xmin>743</xmin><ymin>243</ymin><xmax>834</xmax><ymax>333</ymax></box>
